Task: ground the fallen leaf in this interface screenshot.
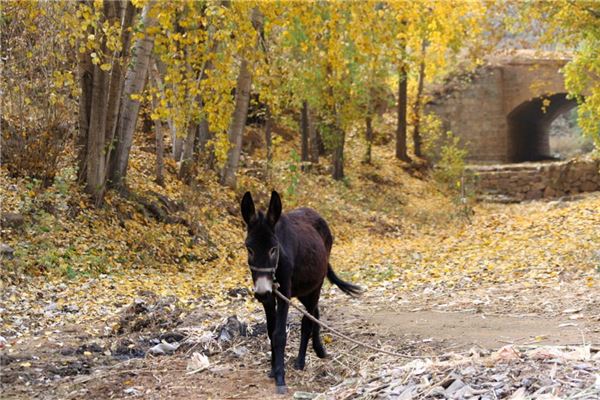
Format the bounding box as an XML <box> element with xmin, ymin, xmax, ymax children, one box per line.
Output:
<box><xmin>490</xmin><ymin>345</ymin><xmax>520</xmax><ymax>362</ymax></box>
<box><xmin>148</xmin><ymin>341</ymin><xmax>180</xmax><ymax>355</ymax></box>
<box><xmin>186</xmin><ymin>352</ymin><xmax>210</xmax><ymax>374</ymax></box>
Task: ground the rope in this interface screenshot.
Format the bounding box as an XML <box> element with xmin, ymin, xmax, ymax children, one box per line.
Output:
<box><xmin>273</xmin><ymin>288</ymin><xmax>421</xmax><ymax>359</ymax></box>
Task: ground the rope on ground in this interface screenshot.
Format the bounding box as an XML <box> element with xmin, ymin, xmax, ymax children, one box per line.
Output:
<box><xmin>273</xmin><ymin>288</ymin><xmax>421</xmax><ymax>359</ymax></box>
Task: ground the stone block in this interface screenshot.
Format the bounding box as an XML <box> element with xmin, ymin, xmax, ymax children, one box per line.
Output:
<box><xmin>525</xmin><ymin>189</ymin><xmax>543</xmax><ymax>200</ymax></box>
<box><xmin>1</xmin><ymin>213</ymin><xmax>24</xmax><ymax>229</ymax></box>
<box><xmin>581</xmin><ymin>181</ymin><xmax>599</xmax><ymax>192</ymax></box>
<box><xmin>543</xmin><ymin>187</ymin><xmax>557</xmax><ymax>198</ymax></box>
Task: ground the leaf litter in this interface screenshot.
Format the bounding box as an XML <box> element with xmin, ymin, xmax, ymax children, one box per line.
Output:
<box><xmin>1</xmin><ymin>144</ymin><xmax>599</xmax><ymax>398</ymax></box>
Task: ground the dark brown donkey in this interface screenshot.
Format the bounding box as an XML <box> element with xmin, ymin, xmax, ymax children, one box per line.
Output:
<box><xmin>241</xmin><ymin>191</ymin><xmax>361</xmax><ymax>394</ymax></box>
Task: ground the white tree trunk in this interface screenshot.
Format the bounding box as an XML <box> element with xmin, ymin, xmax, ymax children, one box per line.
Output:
<box><xmin>219</xmin><ymin>58</ymin><xmax>252</xmax><ymax>188</ymax></box>
<box><xmin>84</xmin><ymin>0</ymin><xmax>118</xmax><ymax>204</ymax></box>
<box><xmin>105</xmin><ymin>1</ymin><xmax>137</xmax><ymax>153</ymax></box>
<box><xmin>108</xmin><ymin>3</ymin><xmax>156</xmax><ymax>188</ymax></box>
<box><xmin>219</xmin><ymin>9</ymin><xmax>262</xmax><ymax>188</ymax></box>
<box><xmin>178</xmin><ymin>123</ymin><xmax>197</xmax><ymax>182</ymax></box>
<box><xmin>86</xmin><ymin>62</ymin><xmax>110</xmax><ymax>202</ymax></box>
<box><xmin>172</xmin><ymin>129</ymin><xmax>183</xmax><ymax>161</ymax></box>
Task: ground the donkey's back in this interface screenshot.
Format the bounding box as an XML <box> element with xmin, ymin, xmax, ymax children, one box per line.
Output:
<box><xmin>285</xmin><ymin>207</ymin><xmax>333</xmax><ymax>255</ymax></box>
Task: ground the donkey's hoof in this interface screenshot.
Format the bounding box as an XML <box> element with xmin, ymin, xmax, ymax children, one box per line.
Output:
<box><xmin>275</xmin><ymin>385</ymin><xmax>288</xmax><ymax>395</ymax></box>
<box><xmin>314</xmin><ymin>346</ymin><xmax>327</xmax><ymax>359</ymax></box>
<box><xmin>293</xmin><ymin>359</ymin><xmax>305</xmax><ymax>370</ymax></box>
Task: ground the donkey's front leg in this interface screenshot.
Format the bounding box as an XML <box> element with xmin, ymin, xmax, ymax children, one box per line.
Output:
<box><xmin>262</xmin><ymin>296</ymin><xmax>276</xmax><ymax>378</ymax></box>
<box><xmin>272</xmin><ymin>292</ymin><xmax>290</xmax><ymax>394</ymax></box>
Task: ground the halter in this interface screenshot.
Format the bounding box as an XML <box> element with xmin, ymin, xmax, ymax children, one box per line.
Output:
<box><xmin>248</xmin><ymin>244</ymin><xmax>280</xmax><ymax>282</ymax></box>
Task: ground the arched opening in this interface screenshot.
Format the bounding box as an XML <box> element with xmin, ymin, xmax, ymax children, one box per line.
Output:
<box><xmin>548</xmin><ymin>108</ymin><xmax>595</xmax><ymax>159</ymax></box>
<box><xmin>506</xmin><ymin>93</ymin><xmax>577</xmax><ymax>163</ymax></box>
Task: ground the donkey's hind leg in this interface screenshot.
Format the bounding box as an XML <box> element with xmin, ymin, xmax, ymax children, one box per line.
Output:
<box><xmin>294</xmin><ymin>292</ymin><xmax>318</xmax><ymax>370</ymax></box>
<box><xmin>311</xmin><ymin>306</ymin><xmax>327</xmax><ymax>358</ymax></box>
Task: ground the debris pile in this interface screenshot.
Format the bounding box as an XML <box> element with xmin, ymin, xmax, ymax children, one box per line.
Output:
<box><xmin>115</xmin><ymin>294</ymin><xmax>183</xmax><ymax>335</ymax></box>
<box><xmin>325</xmin><ymin>345</ymin><xmax>600</xmax><ymax>399</ymax></box>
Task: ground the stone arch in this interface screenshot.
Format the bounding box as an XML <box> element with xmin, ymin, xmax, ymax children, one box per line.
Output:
<box><xmin>506</xmin><ymin>93</ymin><xmax>577</xmax><ymax>163</ymax></box>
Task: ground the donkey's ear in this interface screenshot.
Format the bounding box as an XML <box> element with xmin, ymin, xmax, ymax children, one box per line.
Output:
<box><xmin>267</xmin><ymin>190</ymin><xmax>282</xmax><ymax>227</ymax></box>
<box><xmin>241</xmin><ymin>192</ymin><xmax>256</xmax><ymax>225</ymax></box>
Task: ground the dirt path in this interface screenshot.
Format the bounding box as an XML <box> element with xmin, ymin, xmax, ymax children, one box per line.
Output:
<box><xmin>368</xmin><ymin>310</ymin><xmax>596</xmax><ymax>349</ymax></box>
<box><xmin>2</xmin><ymin>279</ymin><xmax>598</xmax><ymax>399</ymax></box>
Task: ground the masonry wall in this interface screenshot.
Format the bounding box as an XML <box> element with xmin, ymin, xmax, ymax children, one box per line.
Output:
<box><xmin>501</xmin><ymin>61</ymin><xmax>568</xmax><ymax>113</ymax></box>
<box><xmin>468</xmin><ymin>158</ymin><xmax>600</xmax><ymax>201</ymax></box>
<box><xmin>426</xmin><ymin>66</ymin><xmax>508</xmax><ymax>163</ymax></box>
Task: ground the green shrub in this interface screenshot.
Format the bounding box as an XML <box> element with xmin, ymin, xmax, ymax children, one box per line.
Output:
<box><xmin>432</xmin><ymin>132</ymin><xmax>467</xmax><ymax>192</ymax></box>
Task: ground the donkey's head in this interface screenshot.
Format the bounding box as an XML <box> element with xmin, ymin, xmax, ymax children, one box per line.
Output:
<box><xmin>240</xmin><ymin>191</ymin><xmax>282</xmax><ymax>302</ymax></box>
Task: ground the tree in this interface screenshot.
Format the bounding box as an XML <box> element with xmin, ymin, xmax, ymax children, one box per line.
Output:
<box><xmin>220</xmin><ymin>6</ymin><xmax>263</xmax><ymax>188</ymax></box>
<box><xmin>220</xmin><ymin>58</ymin><xmax>253</xmax><ymax>187</ymax></box>
<box><xmin>300</xmin><ymin>101</ymin><xmax>310</xmax><ymax>167</ymax></box>
<box><xmin>396</xmin><ymin>64</ymin><xmax>411</xmax><ymax>162</ymax></box>
<box><xmin>0</xmin><ymin>2</ymin><xmax>78</xmax><ymax>184</ymax></box>
<box><xmin>5</xmin><ymin>0</ymin><xmax>492</xmax><ymax>201</ymax></box>
<box><xmin>519</xmin><ymin>1</ymin><xmax>600</xmax><ymax>148</ymax></box>
<box><xmin>72</xmin><ymin>0</ymin><xmax>159</xmax><ymax>204</ymax></box>
<box><xmin>108</xmin><ymin>2</ymin><xmax>157</xmax><ymax>190</ymax></box>
<box><xmin>76</xmin><ymin>1</ymin><xmax>130</xmax><ymax>204</ymax></box>
<box><xmin>412</xmin><ymin>39</ymin><xmax>427</xmax><ymax>159</ymax></box>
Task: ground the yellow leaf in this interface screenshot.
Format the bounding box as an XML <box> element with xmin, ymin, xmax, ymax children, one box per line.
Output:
<box><xmin>100</xmin><ymin>63</ymin><xmax>112</xmax><ymax>71</ymax></box>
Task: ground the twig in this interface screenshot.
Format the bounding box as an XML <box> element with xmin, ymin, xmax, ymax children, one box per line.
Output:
<box><xmin>274</xmin><ymin>288</ymin><xmax>421</xmax><ymax>359</ymax></box>
<box><xmin>417</xmin><ymin>370</ymin><xmax>453</xmax><ymax>399</ymax></box>
<box><xmin>366</xmin><ymin>382</ymin><xmax>390</xmax><ymax>394</ymax></box>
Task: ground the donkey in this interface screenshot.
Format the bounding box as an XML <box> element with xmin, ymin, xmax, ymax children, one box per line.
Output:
<box><xmin>241</xmin><ymin>191</ymin><xmax>361</xmax><ymax>394</ymax></box>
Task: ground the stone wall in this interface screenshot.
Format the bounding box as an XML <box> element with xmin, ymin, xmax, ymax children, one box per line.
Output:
<box><xmin>467</xmin><ymin>158</ymin><xmax>600</xmax><ymax>202</ymax></box>
<box><xmin>427</xmin><ymin>66</ymin><xmax>509</xmax><ymax>163</ymax></box>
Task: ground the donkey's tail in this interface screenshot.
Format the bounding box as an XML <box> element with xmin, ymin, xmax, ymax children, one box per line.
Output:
<box><xmin>327</xmin><ymin>264</ymin><xmax>363</xmax><ymax>297</ymax></box>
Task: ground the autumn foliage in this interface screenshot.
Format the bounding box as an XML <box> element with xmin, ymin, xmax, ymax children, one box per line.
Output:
<box><xmin>1</xmin><ymin>1</ymin><xmax>597</xmax><ymax>205</ymax></box>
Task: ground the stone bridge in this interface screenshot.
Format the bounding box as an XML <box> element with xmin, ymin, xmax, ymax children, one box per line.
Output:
<box><xmin>427</xmin><ymin>50</ymin><xmax>578</xmax><ymax>163</ymax></box>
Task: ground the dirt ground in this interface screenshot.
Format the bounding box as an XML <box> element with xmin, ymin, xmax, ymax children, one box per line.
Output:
<box><xmin>2</xmin><ymin>193</ymin><xmax>599</xmax><ymax>399</ymax></box>
<box><xmin>1</xmin><ymin>277</ymin><xmax>598</xmax><ymax>399</ymax></box>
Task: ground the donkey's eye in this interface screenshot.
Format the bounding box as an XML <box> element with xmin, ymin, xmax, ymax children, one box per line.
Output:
<box><xmin>269</xmin><ymin>247</ymin><xmax>277</xmax><ymax>258</ymax></box>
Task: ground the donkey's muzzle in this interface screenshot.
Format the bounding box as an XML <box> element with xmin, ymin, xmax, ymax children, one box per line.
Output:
<box><xmin>253</xmin><ymin>276</ymin><xmax>273</xmax><ymax>301</ymax></box>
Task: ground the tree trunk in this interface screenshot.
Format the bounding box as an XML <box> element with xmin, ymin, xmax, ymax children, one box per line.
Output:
<box><xmin>85</xmin><ymin>62</ymin><xmax>110</xmax><ymax>203</ymax></box>
<box><xmin>308</xmin><ymin>106</ymin><xmax>319</xmax><ymax>163</ymax></box>
<box><xmin>300</xmin><ymin>100</ymin><xmax>309</xmax><ymax>169</ymax></box>
<box><xmin>265</xmin><ymin>105</ymin><xmax>273</xmax><ymax>167</ymax></box>
<box><xmin>179</xmin><ymin>34</ymin><xmax>216</xmax><ymax>180</ymax></box>
<box><xmin>77</xmin><ymin>36</ymin><xmax>94</xmax><ymax>183</ymax></box>
<box><xmin>178</xmin><ymin>122</ymin><xmax>197</xmax><ymax>183</ymax></box>
<box><xmin>219</xmin><ymin>8</ymin><xmax>262</xmax><ymax>188</ymax></box>
<box><xmin>332</xmin><ymin>125</ymin><xmax>345</xmax><ymax>180</ymax></box>
<box><xmin>108</xmin><ymin>3</ymin><xmax>156</xmax><ymax>189</ymax></box>
<box><xmin>219</xmin><ymin>58</ymin><xmax>252</xmax><ymax>188</ymax></box>
<box><xmin>412</xmin><ymin>40</ymin><xmax>427</xmax><ymax>159</ymax></box>
<box><xmin>151</xmin><ymin>60</ymin><xmax>181</xmax><ymax>162</ymax></box>
<box><xmin>170</xmin><ymin>125</ymin><xmax>183</xmax><ymax>160</ymax></box>
<box><xmin>197</xmin><ymin>117</ymin><xmax>215</xmax><ymax>169</ymax></box>
<box><xmin>316</xmin><ymin>127</ymin><xmax>326</xmax><ymax>156</ymax></box>
<box><xmin>84</xmin><ymin>1</ymin><xmax>119</xmax><ymax>204</ymax></box>
<box><xmin>396</xmin><ymin>64</ymin><xmax>410</xmax><ymax>162</ymax></box>
<box><xmin>104</xmin><ymin>1</ymin><xmax>137</xmax><ymax>155</ymax></box>
<box><xmin>154</xmin><ymin>115</ymin><xmax>164</xmax><ymax>186</ymax></box>
<box><xmin>195</xmin><ymin>61</ymin><xmax>216</xmax><ymax>170</ymax></box>
<box><xmin>364</xmin><ymin>115</ymin><xmax>373</xmax><ymax>164</ymax></box>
